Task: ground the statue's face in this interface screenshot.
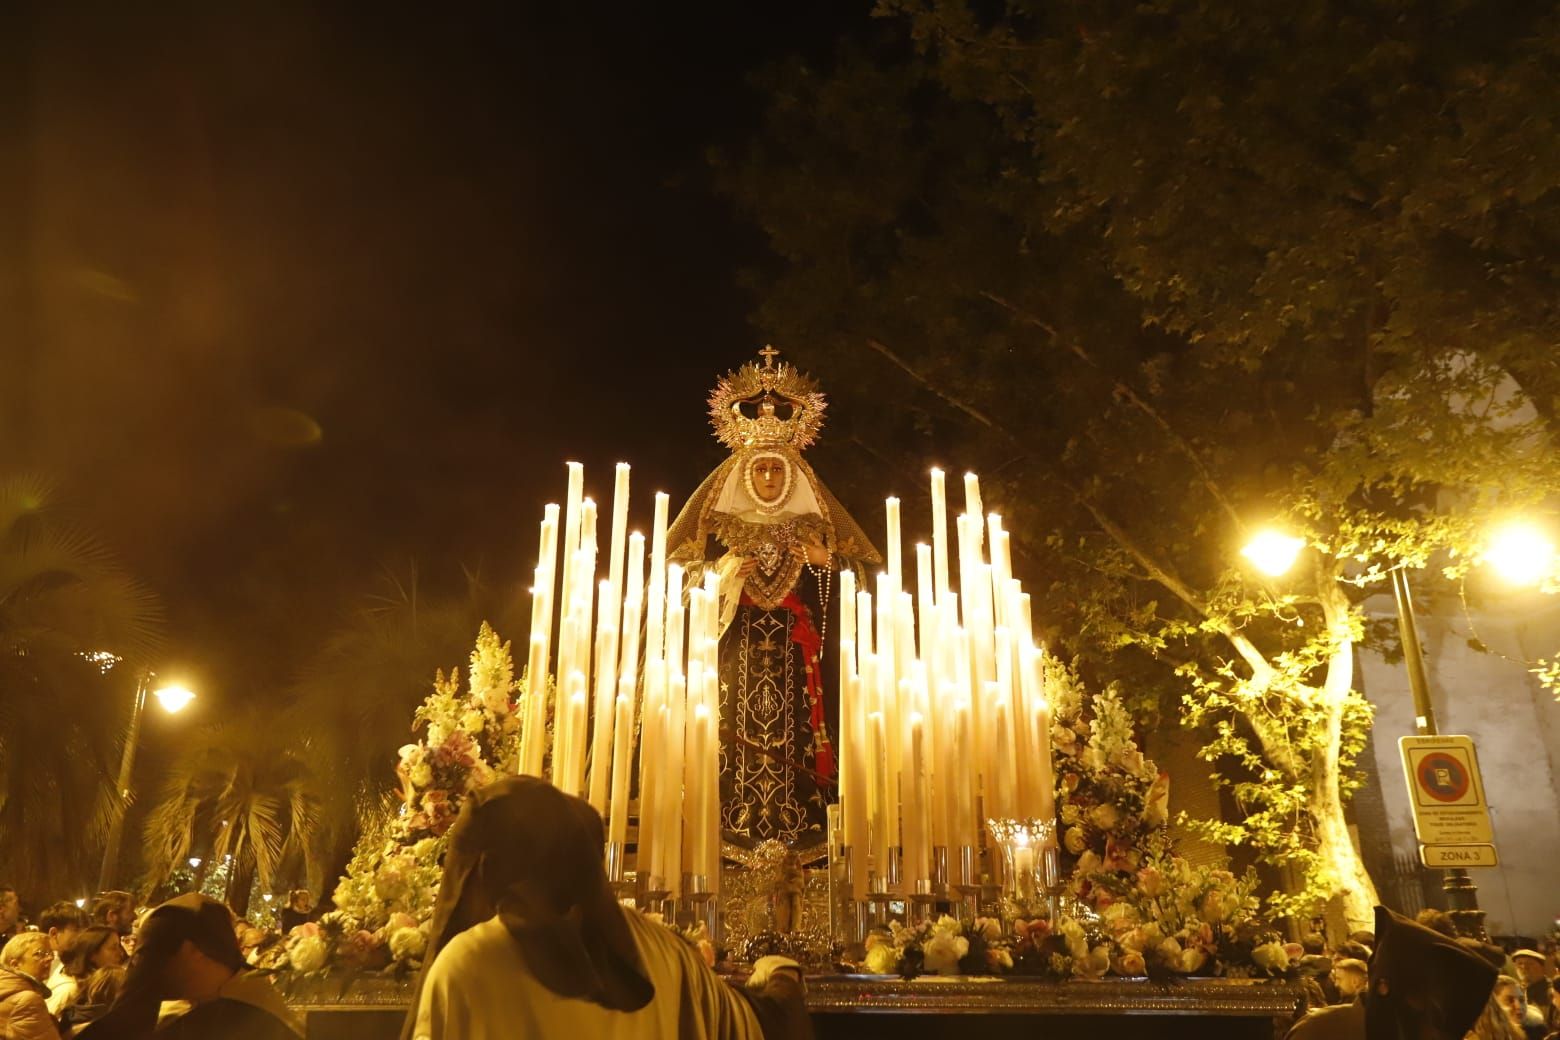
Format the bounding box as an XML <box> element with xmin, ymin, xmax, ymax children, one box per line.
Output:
<box><xmin>751</xmin><ymin>458</ymin><xmax>788</xmax><ymax>503</ymax></box>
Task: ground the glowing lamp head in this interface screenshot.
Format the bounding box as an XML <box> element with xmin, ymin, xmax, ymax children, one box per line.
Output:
<box><xmin>1241</xmin><ymin>530</ymin><xmax>1305</xmax><ymax>577</ymax></box>
<box><xmin>153</xmin><ymin>684</ymin><xmax>196</xmax><ymax>713</ymax></box>
<box><xmin>1484</xmin><ymin>523</ymin><xmax>1556</xmax><ymax>587</ymax></box>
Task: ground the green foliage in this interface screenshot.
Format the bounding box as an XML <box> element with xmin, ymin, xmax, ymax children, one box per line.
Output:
<box><xmin>140</xmin><ymin>704</ymin><xmax>328</xmax><ymax>914</ymax></box>
<box><xmin>722</xmin><ymin>0</ymin><xmax>1558</xmax><ymax>923</ymax></box>
<box><xmin>285</xmin><ymin>570</ymin><xmax>521</xmax><ymax>883</ymax></box>
<box><xmin>0</xmin><ymin>474</ymin><xmax>163</xmax><ymax>903</ymax></box>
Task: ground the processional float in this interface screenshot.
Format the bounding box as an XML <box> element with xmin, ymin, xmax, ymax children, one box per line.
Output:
<box><xmin>514</xmin><ymin>350</ymin><xmax>1058</xmax><ymax>953</ymax></box>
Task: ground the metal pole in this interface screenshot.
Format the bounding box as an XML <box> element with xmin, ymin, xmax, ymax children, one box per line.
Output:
<box><xmin>1388</xmin><ymin>568</ymin><xmax>1485</xmax><ymax>938</ymax></box>
<box><xmin>97</xmin><ymin>673</ymin><xmax>148</xmax><ymax>894</ymax></box>
<box><xmin>1390</xmin><ymin>568</ymin><xmax>1437</xmax><ymax>736</ymax></box>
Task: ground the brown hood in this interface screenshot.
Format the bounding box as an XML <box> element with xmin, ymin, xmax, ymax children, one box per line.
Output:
<box><xmin>401</xmin><ymin>775</ymin><xmax>655</xmax><ymax>1040</ymax></box>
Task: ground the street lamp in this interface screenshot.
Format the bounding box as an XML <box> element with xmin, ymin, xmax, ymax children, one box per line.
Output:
<box><xmin>1239</xmin><ymin>528</ymin><xmax>1496</xmax><ymax>936</ymax></box>
<box><xmin>98</xmin><ymin>675</ymin><xmax>198</xmax><ymax>892</ymax></box>
<box><xmin>1240</xmin><ymin>529</ymin><xmax>1306</xmax><ymax>577</ymax></box>
<box><xmin>154</xmin><ymin>684</ymin><xmax>196</xmax><ymax>713</ymax></box>
<box><xmin>1483</xmin><ymin>522</ymin><xmax>1556</xmax><ymax>587</ymax></box>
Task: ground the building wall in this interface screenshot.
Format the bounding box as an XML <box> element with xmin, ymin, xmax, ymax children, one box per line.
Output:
<box><xmin>1357</xmin><ymin>591</ymin><xmax>1560</xmax><ymax>938</ymax></box>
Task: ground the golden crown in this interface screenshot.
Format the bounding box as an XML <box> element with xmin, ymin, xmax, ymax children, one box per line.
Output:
<box><xmin>708</xmin><ymin>346</ymin><xmax>828</xmax><ymax>452</ymax></box>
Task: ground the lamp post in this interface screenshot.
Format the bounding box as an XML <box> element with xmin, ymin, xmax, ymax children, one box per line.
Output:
<box><xmin>98</xmin><ymin>676</ymin><xmax>196</xmax><ymax>892</ymax></box>
<box><xmin>1384</xmin><ymin>565</ymin><xmax>1487</xmax><ymax>937</ymax></box>
<box><xmin>1237</xmin><ymin>529</ymin><xmax>1521</xmax><ymax>939</ymax></box>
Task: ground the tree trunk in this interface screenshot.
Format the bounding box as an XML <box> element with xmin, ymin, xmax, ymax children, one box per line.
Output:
<box><xmin>1311</xmin><ymin>570</ymin><xmax>1380</xmax><ymax>931</ymax></box>
<box><xmin>227</xmin><ymin>851</ymin><xmax>256</xmax><ymax>917</ymax></box>
<box><xmin>1310</xmin><ymin>688</ymin><xmax>1380</xmax><ymax>931</ymax></box>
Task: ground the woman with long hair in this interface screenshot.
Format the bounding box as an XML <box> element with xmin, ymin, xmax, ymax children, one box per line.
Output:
<box><xmin>50</xmin><ymin>928</ymin><xmax>126</xmax><ymax>1019</ymax></box>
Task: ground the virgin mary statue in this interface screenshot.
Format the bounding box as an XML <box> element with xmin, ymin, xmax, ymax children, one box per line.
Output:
<box><xmin>667</xmin><ymin>348</ymin><xmax>880</xmax><ymax>849</ymax></box>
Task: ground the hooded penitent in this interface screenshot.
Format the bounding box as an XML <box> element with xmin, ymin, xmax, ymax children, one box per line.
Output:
<box><xmin>403</xmin><ymin>776</ymin><xmax>810</xmax><ymax>1040</ymax></box>
<box><xmin>1362</xmin><ymin>906</ymin><xmax>1496</xmax><ymax>1040</ymax></box>
<box><xmin>401</xmin><ymin>774</ymin><xmax>654</xmax><ymax>1040</ymax></box>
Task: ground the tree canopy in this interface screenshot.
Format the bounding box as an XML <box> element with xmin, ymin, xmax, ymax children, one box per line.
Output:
<box><xmin>721</xmin><ymin>0</ymin><xmax>1559</xmax><ymax>923</ymax></box>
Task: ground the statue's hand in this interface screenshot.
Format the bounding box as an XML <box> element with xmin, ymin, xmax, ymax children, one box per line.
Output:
<box><xmin>794</xmin><ymin>538</ymin><xmax>831</xmax><ymax>566</ymax></box>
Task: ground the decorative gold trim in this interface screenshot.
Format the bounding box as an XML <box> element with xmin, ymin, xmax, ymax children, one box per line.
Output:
<box><xmin>708</xmin><ymin>349</ymin><xmax>828</xmax><ymax>452</ymax></box>
<box><xmin>283</xmin><ymin>973</ymin><xmax>1304</xmax><ymax>1019</ymax></box>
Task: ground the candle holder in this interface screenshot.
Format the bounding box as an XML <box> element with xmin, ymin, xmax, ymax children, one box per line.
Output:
<box><xmin>908</xmin><ymin>878</ymin><xmax>937</xmax><ymax>924</ymax></box>
<box><xmin>638</xmin><ymin>874</ymin><xmax>672</xmax><ymax>920</ymax></box>
<box><xmin>986</xmin><ymin>817</ymin><xmax>1053</xmax><ymax>918</ymax></box>
<box><xmin>950</xmin><ymin>844</ymin><xmax>981</xmax><ymax>923</ymax></box>
<box><xmin>866</xmin><ymin>871</ymin><xmax>894</xmax><ymax>928</ymax></box>
<box><xmin>680</xmin><ymin>872</ymin><xmax>720</xmax><ymax>944</ymax></box>
<box><xmin>930</xmin><ymin>846</ymin><xmax>949</xmax><ymax>898</ymax></box>
<box><xmin>884</xmin><ymin>846</ymin><xmax>903</xmax><ymax>891</ymax></box>
<box><xmin>605</xmin><ymin>840</ymin><xmax>627</xmax><ymax>884</ymax></box>
<box><xmin>835</xmin><ymin>847</ymin><xmax>871</xmax><ymax>946</ymax></box>
<box><xmin>1041</xmin><ymin>842</ymin><xmax>1062</xmax><ymax>921</ymax></box>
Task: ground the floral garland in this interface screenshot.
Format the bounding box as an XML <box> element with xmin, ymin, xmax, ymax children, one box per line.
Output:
<box><xmin>278</xmin><ymin>623</ymin><xmax>528</xmax><ymax>976</ymax></box>
<box><xmin>859</xmin><ymin>661</ymin><xmax>1294</xmax><ymax>981</ymax></box>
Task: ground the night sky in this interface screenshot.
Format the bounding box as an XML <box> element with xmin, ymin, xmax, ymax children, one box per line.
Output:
<box><xmin>1</xmin><ymin>3</ymin><xmax>869</xmax><ymax>700</ymax></box>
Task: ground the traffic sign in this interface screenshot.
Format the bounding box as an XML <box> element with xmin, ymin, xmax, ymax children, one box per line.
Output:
<box><xmin>1420</xmin><ymin>843</ymin><xmax>1499</xmax><ymax>868</ymax></box>
<box><xmin>1399</xmin><ymin>735</ymin><xmax>1497</xmax><ymax>866</ymax></box>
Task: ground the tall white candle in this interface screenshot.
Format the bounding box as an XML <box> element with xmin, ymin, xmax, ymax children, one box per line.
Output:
<box><xmin>637</xmin><ymin>660</ymin><xmax>664</xmax><ymax>878</ymax></box>
<box><xmin>702</xmin><ymin>665</ymin><xmax>721</xmax><ymax>890</ymax></box>
<box><xmin>559</xmin><ymin>463</ymin><xmax>585</xmax><ymax>656</ymax></box>
<box><xmin>576</xmin><ymin>499</ymin><xmax>599</xmax><ymax>688</ymax></box>
<box><xmin>587</xmin><ymin>582</ymin><xmax>619</xmax><ymax>812</ymax></box>
<box><xmin>995</xmin><ymin>626</ymin><xmax>1020</xmax><ymax>816</ymax></box>
<box><xmin>868</xmin><ymin>710</ymin><xmax>889</xmax><ymax>883</ymax></box>
<box><xmin>930</xmin><ymin>468</ymin><xmax>950</xmax><ymax>606</ymax></box>
<box><xmin>856</xmin><ymin>588</ymin><xmax>873</xmax><ymax>659</ymax></box>
<box><xmin>560</xmin><ymin>674</ymin><xmax>588</xmax><ymax>796</ymax></box>
<box><xmin>989</xmin><ymin>684</ymin><xmax>1016</xmax><ymax>820</ymax></box>
<box><xmin>841</xmin><ymin>664</ymin><xmax>869</xmax><ymax>899</ymax></box>
<box><xmin>520</xmin><ymin>629</ymin><xmax>548</xmax><ymax>776</ymax></box>
<box><xmin>963</xmin><ymin>472</ymin><xmax>983</xmax><ymax>540</ymax></box>
<box><xmin>885</xmin><ymin>497</ymin><xmax>903</xmax><ymax>591</ymax></box>
<box><xmin>644</xmin><ymin>492</ymin><xmax>670</xmax><ymax>662</ymax></box>
<box><xmin>875</xmin><ymin>574</ymin><xmax>901</xmax><ymax>847</ymax></box>
<box><xmin>905</xmin><ymin>712</ymin><xmax>931</xmax><ymax>887</ymax></box>
<box><xmin>840</xmin><ymin>569</ymin><xmax>857</xmax><ymax>678</ymax></box>
<box><xmin>952</xmin><ymin>699</ymin><xmax>975</xmax><ymax>849</ymax></box>
<box><xmin>618</xmin><ymin>533</ymin><xmax>645</xmax><ymax>688</ymax></box>
<box><xmin>664</xmin><ymin>566</ymin><xmax>685</xmax><ymax>682</ymax></box>
<box><xmin>688</xmin><ymin>701</ymin><xmax>712</xmax><ymax>884</ymax></box>
<box><xmin>1027</xmin><ymin>647</ymin><xmax>1056</xmax><ymax>827</ymax></box>
<box><xmin>988</xmin><ymin>517</ymin><xmax>1010</xmax><ymax>627</ymax></box>
<box><xmin>607</xmin><ymin>464</ymin><xmax>631</xmax><ymax>605</ymax></box>
<box><xmin>663</xmin><ymin>668</ymin><xmax>686</xmax><ymax>895</ymax></box>
<box><xmin>607</xmin><ymin>692</ymin><xmax>635</xmax><ymax>845</ymax></box>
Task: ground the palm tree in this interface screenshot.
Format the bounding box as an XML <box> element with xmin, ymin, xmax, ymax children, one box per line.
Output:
<box><xmin>287</xmin><ymin>568</ymin><xmax>522</xmax><ymax>883</ymax></box>
<box><xmin>0</xmin><ymin>475</ymin><xmax>161</xmax><ymax>903</ymax></box>
<box><xmin>141</xmin><ymin>704</ymin><xmax>327</xmax><ymax>915</ymax></box>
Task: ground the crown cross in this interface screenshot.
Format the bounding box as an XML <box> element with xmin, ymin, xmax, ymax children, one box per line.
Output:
<box><xmin>758</xmin><ymin>345</ymin><xmax>781</xmax><ymax>369</ymax></box>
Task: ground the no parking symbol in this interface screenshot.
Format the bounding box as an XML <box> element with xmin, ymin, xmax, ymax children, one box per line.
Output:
<box><xmin>1399</xmin><ymin>735</ymin><xmax>1497</xmax><ymax>867</ymax></box>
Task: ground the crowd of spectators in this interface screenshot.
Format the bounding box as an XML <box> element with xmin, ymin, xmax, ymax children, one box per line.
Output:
<box><xmin>1282</xmin><ymin>908</ymin><xmax>1560</xmax><ymax>1040</ymax></box>
<box><xmin>0</xmin><ymin>883</ymin><xmax>314</xmax><ymax>1038</ymax></box>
